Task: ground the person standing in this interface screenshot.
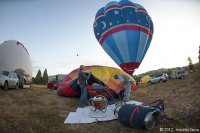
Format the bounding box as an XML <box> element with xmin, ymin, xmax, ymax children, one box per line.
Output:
<box><xmin>78</xmin><ymin>65</ymin><xmax>90</xmax><ymax>107</ymax></box>
<box><xmin>114</xmin><ymin>74</ymin><xmax>134</xmax><ymax>102</ymax></box>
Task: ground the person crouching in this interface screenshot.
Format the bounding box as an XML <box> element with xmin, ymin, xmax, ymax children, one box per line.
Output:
<box><xmin>114</xmin><ymin>74</ymin><xmax>134</xmax><ymax>102</ymax></box>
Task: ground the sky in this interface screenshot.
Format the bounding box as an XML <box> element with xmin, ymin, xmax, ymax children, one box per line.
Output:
<box><xmin>0</xmin><ymin>0</ymin><xmax>200</xmax><ymax>77</ymax></box>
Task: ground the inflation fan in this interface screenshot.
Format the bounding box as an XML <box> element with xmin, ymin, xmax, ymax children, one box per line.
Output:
<box><xmin>89</xmin><ymin>95</ymin><xmax>108</xmax><ymax>118</ymax></box>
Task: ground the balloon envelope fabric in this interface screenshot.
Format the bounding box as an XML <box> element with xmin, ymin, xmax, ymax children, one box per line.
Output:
<box><xmin>57</xmin><ymin>65</ymin><xmax>136</xmax><ymax>99</ymax></box>
<box><xmin>93</xmin><ymin>0</ymin><xmax>154</xmax><ymax>75</ymax></box>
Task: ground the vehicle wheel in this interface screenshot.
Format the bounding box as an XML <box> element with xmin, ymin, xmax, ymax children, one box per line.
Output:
<box><xmin>148</xmin><ymin>81</ymin><xmax>151</xmax><ymax>85</ymax></box>
<box><xmin>23</xmin><ymin>79</ymin><xmax>26</xmax><ymax>89</ymax></box>
<box><xmin>159</xmin><ymin>79</ymin><xmax>163</xmax><ymax>83</ymax></box>
<box><xmin>181</xmin><ymin>76</ymin><xmax>184</xmax><ymax>79</ymax></box>
<box><xmin>4</xmin><ymin>82</ymin><xmax>8</xmax><ymax>91</ymax></box>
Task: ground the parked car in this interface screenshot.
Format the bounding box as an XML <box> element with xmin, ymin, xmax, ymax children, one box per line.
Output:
<box><xmin>148</xmin><ymin>73</ymin><xmax>168</xmax><ymax>85</ymax></box>
<box><xmin>47</xmin><ymin>80</ymin><xmax>60</xmax><ymax>90</ymax></box>
<box><xmin>0</xmin><ymin>71</ymin><xmax>19</xmax><ymax>91</ymax></box>
<box><xmin>169</xmin><ymin>68</ymin><xmax>188</xmax><ymax>80</ymax></box>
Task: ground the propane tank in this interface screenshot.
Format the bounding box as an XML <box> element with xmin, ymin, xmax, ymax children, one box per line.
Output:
<box><xmin>117</xmin><ymin>100</ymin><xmax>164</xmax><ymax>129</ymax></box>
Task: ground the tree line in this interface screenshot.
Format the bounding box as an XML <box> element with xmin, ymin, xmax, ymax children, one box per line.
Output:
<box><xmin>32</xmin><ymin>69</ymin><xmax>48</xmax><ymax>85</ymax></box>
<box><xmin>188</xmin><ymin>45</ymin><xmax>200</xmax><ymax>71</ymax></box>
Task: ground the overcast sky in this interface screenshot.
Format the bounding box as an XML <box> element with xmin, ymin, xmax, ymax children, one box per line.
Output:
<box><xmin>0</xmin><ymin>0</ymin><xmax>200</xmax><ymax>77</ymax></box>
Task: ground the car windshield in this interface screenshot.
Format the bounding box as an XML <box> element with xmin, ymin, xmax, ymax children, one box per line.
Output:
<box><xmin>0</xmin><ymin>71</ymin><xmax>9</xmax><ymax>76</ymax></box>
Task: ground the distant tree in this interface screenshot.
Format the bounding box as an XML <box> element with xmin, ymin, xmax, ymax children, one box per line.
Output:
<box><xmin>188</xmin><ymin>57</ymin><xmax>194</xmax><ymax>71</ymax></box>
<box><xmin>132</xmin><ymin>75</ymin><xmax>141</xmax><ymax>82</ymax></box>
<box><xmin>188</xmin><ymin>57</ymin><xmax>192</xmax><ymax>64</ymax></box>
<box><xmin>32</xmin><ymin>77</ymin><xmax>35</xmax><ymax>83</ymax></box>
<box><xmin>198</xmin><ymin>45</ymin><xmax>200</xmax><ymax>63</ymax></box>
<box><xmin>166</xmin><ymin>69</ymin><xmax>172</xmax><ymax>75</ymax></box>
<box><xmin>43</xmin><ymin>69</ymin><xmax>48</xmax><ymax>84</ymax></box>
<box><xmin>35</xmin><ymin>69</ymin><xmax>42</xmax><ymax>84</ymax></box>
<box><xmin>55</xmin><ymin>75</ymin><xmax>58</xmax><ymax>81</ymax></box>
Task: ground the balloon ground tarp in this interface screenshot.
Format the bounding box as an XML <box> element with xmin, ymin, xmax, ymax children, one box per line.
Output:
<box><xmin>93</xmin><ymin>0</ymin><xmax>154</xmax><ymax>75</ymax></box>
<box><xmin>57</xmin><ymin>66</ymin><xmax>136</xmax><ymax>100</ymax></box>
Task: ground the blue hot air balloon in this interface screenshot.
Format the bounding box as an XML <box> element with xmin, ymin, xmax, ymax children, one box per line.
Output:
<box><xmin>93</xmin><ymin>0</ymin><xmax>154</xmax><ymax>75</ymax></box>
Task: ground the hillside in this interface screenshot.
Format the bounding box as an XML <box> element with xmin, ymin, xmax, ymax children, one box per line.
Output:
<box><xmin>0</xmin><ymin>68</ymin><xmax>199</xmax><ymax>133</ymax></box>
<box><xmin>134</xmin><ymin>63</ymin><xmax>199</xmax><ymax>81</ymax></box>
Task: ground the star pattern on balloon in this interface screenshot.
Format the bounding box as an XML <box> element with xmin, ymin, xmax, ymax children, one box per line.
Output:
<box><xmin>114</xmin><ymin>10</ymin><xmax>119</xmax><ymax>15</ymax></box>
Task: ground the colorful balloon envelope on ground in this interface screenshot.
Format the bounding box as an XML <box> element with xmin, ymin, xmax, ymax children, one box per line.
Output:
<box><xmin>93</xmin><ymin>0</ymin><xmax>154</xmax><ymax>75</ymax></box>
<box><xmin>57</xmin><ymin>65</ymin><xmax>136</xmax><ymax>98</ymax></box>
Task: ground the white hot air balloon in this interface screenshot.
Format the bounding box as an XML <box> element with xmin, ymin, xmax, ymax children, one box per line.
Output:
<box><xmin>0</xmin><ymin>40</ymin><xmax>32</xmax><ymax>85</ymax></box>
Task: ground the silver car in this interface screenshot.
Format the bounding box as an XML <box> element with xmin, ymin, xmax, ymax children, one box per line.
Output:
<box><xmin>0</xmin><ymin>71</ymin><xmax>19</xmax><ymax>91</ymax></box>
<box><xmin>148</xmin><ymin>73</ymin><xmax>168</xmax><ymax>85</ymax></box>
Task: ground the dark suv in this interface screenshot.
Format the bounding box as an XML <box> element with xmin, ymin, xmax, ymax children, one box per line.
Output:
<box><xmin>0</xmin><ymin>71</ymin><xmax>19</xmax><ymax>91</ymax></box>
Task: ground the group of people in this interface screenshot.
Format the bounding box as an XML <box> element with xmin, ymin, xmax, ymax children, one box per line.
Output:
<box><xmin>78</xmin><ymin>65</ymin><xmax>134</xmax><ymax>107</ymax></box>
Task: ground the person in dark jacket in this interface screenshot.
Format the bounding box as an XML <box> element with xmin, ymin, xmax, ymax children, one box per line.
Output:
<box><xmin>78</xmin><ymin>65</ymin><xmax>90</xmax><ymax>107</ymax></box>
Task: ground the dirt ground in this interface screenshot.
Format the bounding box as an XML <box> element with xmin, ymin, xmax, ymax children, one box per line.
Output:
<box><xmin>0</xmin><ymin>71</ymin><xmax>199</xmax><ymax>133</ymax></box>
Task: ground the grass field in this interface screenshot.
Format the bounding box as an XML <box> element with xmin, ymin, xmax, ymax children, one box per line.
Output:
<box><xmin>0</xmin><ymin>71</ymin><xmax>199</xmax><ymax>133</ymax></box>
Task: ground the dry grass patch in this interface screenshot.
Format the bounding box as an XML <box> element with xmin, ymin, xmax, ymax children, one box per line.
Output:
<box><xmin>0</xmin><ymin>72</ymin><xmax>199</xmax><ymax>133</ymax></box>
